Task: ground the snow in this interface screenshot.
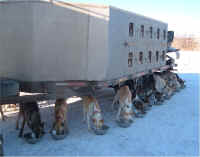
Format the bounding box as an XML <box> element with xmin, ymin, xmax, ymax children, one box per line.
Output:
<box><xmin>0</xmin><ymin>51</ymin><xmax>199</xmax><ymax>156</ymax></box>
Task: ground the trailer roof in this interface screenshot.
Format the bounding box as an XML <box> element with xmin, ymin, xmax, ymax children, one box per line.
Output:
<box><xmin>53</xmin><ymin>1</ymin><xmax>167</xmax><ymax>24</ymax></box>
<box><xmin>0</xmin><ymin>0</ymin><xmax>167</xmax><ymax>24</ymax></box>
<box><xmin>53</xmin><ymin>0</ymin><xmax>109</xmax><ymax>19</ymax></box>
<box><xmin>110</xmin><ymin>6</ymin><xmax>167</xmax><ymax>25</ymax></box>
<box><xmin>65</xmin><ymin>2</ymin><xmax>109</xmax><ymax>9</ymax></box>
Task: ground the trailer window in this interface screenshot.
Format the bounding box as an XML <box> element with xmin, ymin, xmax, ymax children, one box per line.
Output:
<box><xmin>162</xmin><ymin>51</ymin><xmax>165</xmax><ymax>61</ymax></box>
<box><xmin>139</xmin><ymin>52</ymin><xmax>143</xmax><ymax>64</ymax></box>
<box><xmin>163</xmin><ymin>30</ymin><xmax>166</xmax><ymax>40</ymax></box>
<box><xmin>157</xmin><ymin>28</ymin><xmax>160</xmax><ymax>40</ymax></box>
<box><xmin>150</xmin><ymin>27</ymin><xmax>153</xmax><ymax>39</ymax></box>
<box><xmin>148</xmin><ymin>51</ymin><xmax>152</xmax><ymax>63</ymax></box>
<box><xmin>128</xmin><ymin>52</ymin><xmax>133</xmax><ymax>67</ymax></box>
<box><xmin>141</xmin><ymin>25</ymin><xmax>144</xmax><ymax>38</ymax></box>
<box><xmin>156</xmin><ymin>51</ymin><xmax>159</xmax><ymax>62</ymax></box>
<box><xmin>129</xmin><ymin>23</ymin><xmax>134</xmax><ymax>37</ymax></box>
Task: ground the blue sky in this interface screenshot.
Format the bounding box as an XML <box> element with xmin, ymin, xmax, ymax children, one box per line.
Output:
<box><xmin>65</xmin><ymin>0</ymin><xmax>200</xmax><ymax>36</ymax></box>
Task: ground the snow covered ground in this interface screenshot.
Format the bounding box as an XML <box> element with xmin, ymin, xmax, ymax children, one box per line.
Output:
<box><xmin>0</xmin><ymin>51</ymin><xmax>199</xmax><ymax>156</ymax></box>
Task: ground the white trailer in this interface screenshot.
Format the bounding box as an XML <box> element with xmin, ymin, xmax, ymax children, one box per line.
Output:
<box><xmin>0</xmin><ymin>0</ymin><xmax>175</xmax><ymax>102</ymax></box>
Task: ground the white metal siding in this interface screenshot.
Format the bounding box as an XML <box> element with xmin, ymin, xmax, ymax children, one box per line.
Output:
<box><xmin>106</xmin><ymin>7</ymin><xmax>168</xmax><ymax>80</ymax></box>
<box><xmin>0</xmin><ymin>1</ymin><xmax>168</xmax><ymax>82</ymax></box>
